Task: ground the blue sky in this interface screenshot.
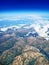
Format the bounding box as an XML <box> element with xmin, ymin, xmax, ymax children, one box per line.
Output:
<box><xmin>0</xmin><ymin>0</ymin><xmax>49</xmax><ymax>13</ymax></box>
<box><xmin>0</xmin><ymin>0</ymin><xmax>49</xmax><ymax>25</ymax></box>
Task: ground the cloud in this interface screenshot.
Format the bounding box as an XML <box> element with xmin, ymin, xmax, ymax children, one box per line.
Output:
<box><xmin>0</xmin><ymin>17</ymin><xmax>20</xmax><ymax>21</ymax></box>
<box><xmin>1</xmin><ymin>27</ymin><xmax>8</xmax><ymax>31</ymax></box>
<box><xmin>0</xmin><ymin>14</ymin><xmax>49</xmax><ymax>40</ymax></box>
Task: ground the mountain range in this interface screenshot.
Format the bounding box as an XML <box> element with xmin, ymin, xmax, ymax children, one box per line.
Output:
<box><xmin>0</xmin><ymin>15</ymin><xmax>49</xmax><ymax>65</ymax></box>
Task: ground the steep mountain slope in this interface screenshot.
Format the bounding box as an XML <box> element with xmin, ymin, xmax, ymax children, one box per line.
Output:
<box><xmin>0</xmin><ymin>25</ymin><xmax>49</xmax><ymax>65</ymax></box>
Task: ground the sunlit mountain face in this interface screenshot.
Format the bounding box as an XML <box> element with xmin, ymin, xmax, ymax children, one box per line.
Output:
<box><xmin>0</xmin><ymin>0</ymin><xmax>49</xmax><ymax>65</ymax></box>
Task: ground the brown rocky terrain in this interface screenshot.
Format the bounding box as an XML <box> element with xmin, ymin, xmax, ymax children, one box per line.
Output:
<box><xmin>0</xmin><ymin>28</ymin><xmax>49</xmax><ymax>65</ymax></box>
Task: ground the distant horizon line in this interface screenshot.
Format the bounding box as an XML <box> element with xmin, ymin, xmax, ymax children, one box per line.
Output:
<box><xmin>0</xmin><ymin>11</ymin><xmax>49</xmax><ymax>16</ymax></box>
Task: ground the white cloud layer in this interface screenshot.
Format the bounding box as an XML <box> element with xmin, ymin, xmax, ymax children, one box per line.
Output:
<box><xmin>0</xmin><ymin>15</ymin><xmax>49</xmax><ymax>40</ymax></box>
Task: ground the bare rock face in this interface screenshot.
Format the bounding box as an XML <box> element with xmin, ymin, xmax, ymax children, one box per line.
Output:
<box><xmin>10</xmin><ymin>45</ymin><xmax>49</xmax><ymax>65</ymax></box>
<box><xmin>12</xmin><ymin>51</ymin><xmax>49</xmax><ymax>65</ymax></box>
<box><xmin>0</xmin><ymin>27</ymin><xmax>49</xmax><ymax>65</ymax></box>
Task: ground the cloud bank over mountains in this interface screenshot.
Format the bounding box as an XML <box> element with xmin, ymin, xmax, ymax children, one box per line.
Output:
<box><xmin>0</xmin><ymin>15</ymin><xmax>49</xmax><ymax>40</ymax></box>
